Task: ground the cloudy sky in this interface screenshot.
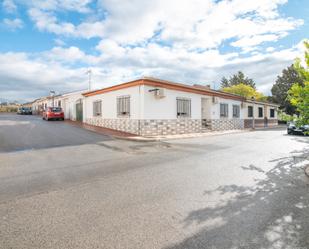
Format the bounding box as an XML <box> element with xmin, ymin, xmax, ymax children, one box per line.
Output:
<box><xmin>0</xmin><ymin>0</ymin><xmax>308</xmax><ymax>102</ymax></box>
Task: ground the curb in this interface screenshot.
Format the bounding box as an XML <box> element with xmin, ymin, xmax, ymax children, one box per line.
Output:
<box><xmin>112</xmin><ymin>135</ymin><xmax>160</xmax><ymax>142</ymax></box>
<box><xmin>112</xmin><ymin>130</ymin><xmax>248</xmax><ymax>142</ymax></box>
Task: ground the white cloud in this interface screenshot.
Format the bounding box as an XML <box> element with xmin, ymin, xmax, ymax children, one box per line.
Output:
<box><xmin>25</xmin><ymin>0</ymin><xmax>303</xmax><ymax>49</ymax></box>
<box><xmin>2</xmin><ymin>0</ymin><xmax>17</xmax><ymax>13</ymax></box>
<box><xmin>54</xmin><ymin>38</ymin><xmax>66</xmax><ymax>46</ymax></box>
<box><xmin>0</xmin><ymin>41</ymin><xmax>304</xmax><ymax>101</ymax></box>
<box><xmin>0</xmin><ymin>0</ymin><xmax>306</xmax><ymax>101</ymax></box>
<box><xmin>43</xmin><ymin>46</ymin><xmax>99</xmax><ymax>64</ymax></box>
<box><xmin>28</xmin><ymin>8</ymin><xmax>75</xmax><ymax>35</ymax></box>
<box><xmin>3</xmin><ymin>18</ymin><xmax>23</xmax><ymax>29</ymax></box>
<box><xmin>28</xmin><ymin>0</ymin><xmax>92</xmax><ymax>13</ymax></box>
<box><xmin>266</xmin><ymin>47</ymin><xmax>276</xmax><ymax>52</ymax></box>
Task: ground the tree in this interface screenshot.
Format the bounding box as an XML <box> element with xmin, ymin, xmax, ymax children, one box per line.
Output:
<box><xmin>271</xmin><ymin>65</ymin><xmax>304</xmax><ymax>115</ymax></box>
<box><xmin>222</xmin><ymin>83</ymin><xmax>266</xmax><ymax>101</ymax></box>
<box><xmin>220</xmin><ymin>71</ymin><xmax>256</xmax><ymax>89</ymax></box>
<box><xmin>220</xmin><ymin>77</ymin><xmax>230</xmax><ymax>88</ymax></box>
<box><xmin>288</xmin><ymin>40</ymin><xmax>309</xmax><ymax>126</ymax></box>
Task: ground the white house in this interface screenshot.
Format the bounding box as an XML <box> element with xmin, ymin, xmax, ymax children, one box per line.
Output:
<box><xmin>32</xmin><ymin>90</ymin><xmax>86</xmax><ymax>121</ymax></box>
<box><xmin>53</xmin><ymin>90</ymin><xmax>86</xmax><ymax>121</ymax></box>
<box><xmin>82</xmin><ymin>77</ymin><xmax>279</xmax><ymax>136</ymax></box>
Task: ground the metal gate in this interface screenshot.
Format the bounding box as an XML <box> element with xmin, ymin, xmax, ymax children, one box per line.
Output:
<box><xmin>76</xmin><ymin>99</ymin><xmax>83</xmax><ymax>122</ymax></box>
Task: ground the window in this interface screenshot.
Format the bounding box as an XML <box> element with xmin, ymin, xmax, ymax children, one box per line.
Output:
<box><xmin>248</xmin><ymin>106</ymin><xmax>253</xmax><ymax>117</ymax></box>
<box><xmin>258</xmin><ymin>107</ymin><xmax>263</xmax><ymax>118</ymax></box>
<box><xmin>177</xmin><ymin>98</ymin><xmax>191</xmax><ymax>118</ymax></box>
<box><xmin>93</xmin><ymin>100</ymin><xmax>102</xmax><ymax>116</ymax></box>
<box><xmin>58</xmin><ymin>100</ymin><xmax>61</xmax><ymax>107</ymax></box>
<box><xmin>270</xmin><ymin>108</ymin><xmax>275</xmax><ymax>118</ymax></box>
<box><xmin>117</xmin><ymin>96</ymin><xmax>130</xmax><ymax>116</ymax></box>
<box><xmin>232</xmin><ymin>105</ymin><xmax>240</xmax><ymax>118</ymax></box>
<box><xmin>220</xmin><ymin>103</ymin><xmax>229</xmax><ymax>118</ymax></box>
<box><xmin>51</xmin><ymin>107</ymin><xmax>62</xmax><ymax>112</ymax></box>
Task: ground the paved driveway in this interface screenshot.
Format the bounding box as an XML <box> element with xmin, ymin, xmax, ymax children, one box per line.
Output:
<box><xmin>0</xmin><ymin>114</ymin><xmax>309</xmax><ymax>249</ymax></box>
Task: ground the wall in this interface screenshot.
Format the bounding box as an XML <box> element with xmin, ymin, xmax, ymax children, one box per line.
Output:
<box><xmin>83</xmin><ymin>84</ymin><xmax>280</xmax><ymax>135</ymax></box>
<box><xmin>84</xmin><ymin>85</ymin><xmax>142</xmax><ymax>120</ymax></box>
<box><xmin>84</xmin><ymin>84</ymin><xmax>247</xmax><ymax>135</ymax></box>
<box><xmin>84</xmin><ymin>85</ymin><xmax>143</xmax><ymax>134</ymax></box>
<box><xmin>60</xmin><ymin>92</ymin><xmax>84</xmax><ymax>120</ymax></box>
<box><xmin>244</xmin><ymin>102</ymin><xmax>278</xmax><ymax>128</ymax></box>
<box><xmin>142</xmin><ymin>85</ymin><xmax>201</xmax><ymax>119</ymax></box>
<box><xmin>141</xmin><ymin>86</ymin><xmax>244</xmax><ymax>134</ymax></box>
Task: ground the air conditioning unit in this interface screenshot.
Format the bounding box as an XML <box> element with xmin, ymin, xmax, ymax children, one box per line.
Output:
<box><xmin>212</xmin><ymin>96</ymin><xmax>219</xmax><ymax>104</ymax></box>
<box><xmin>154</xmin><ymin>88</ymin><xmax>165</xmax><ymax>99</ymax></box>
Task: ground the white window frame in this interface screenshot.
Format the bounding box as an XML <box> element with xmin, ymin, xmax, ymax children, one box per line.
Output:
<box><xmin>232</xmin><ymin>105</ymin><xmax>240</xmax><ymax>118</ymax></box>
<box><xmin>117</xmin><ymin>95</ymin><xmax>130</xmax><ymax>117</ymax></box>
<box><xmin>258</xmin><ymin>107</ymin><xmax>263</xmax><ymax>118</ymax></box>
<box><xmin>248</xmin><ymin>106</ymin><xmax>253</xmax><ymax>118</ymax></box>
<box><xmin>270</xmin><ymin>108</ymin><xmax>275</xmax><ymax>118</ymax></box>
<box><xmin>220</xmin><ymin>103</ymin><xmax>229</xmax><ymax>118</ymax></box>
<box><xmin>93</xmin><ymin>100</ymin><xmax>102</xmax><ymax>117</ymax></box>
<box><xmin>176</xmin><ymin>97</ymin><xmax>191</xmax><ymax>118</ymax></box>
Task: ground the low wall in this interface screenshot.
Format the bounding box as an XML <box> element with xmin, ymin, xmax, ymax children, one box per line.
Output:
<box><xmin>210</xmin><ymin>119</ymin><xmax>244</xmax><ymax>131</ymax></box>
<box><xmin>139</xmin><ymin>119</ymin><xmax>202</xmax><ymax>136</ymax></box>
<box><xmin>85</xmin><ymin>118</ymin><xmax>250</xmax><ymax>136</ymax></box>
<box><xmin>244</xmin><ymin>119</ymin><xmax>278</xmax><ymax>129</ymax></box>
<box><xmin>85</xmin><ymin>118</ymin><xmax>140</xmax><ymax>135</ymax></box>
<box><xmin>85</xmin><ymin>118</ymin><xmax>203</xmax><ymax>136</ymax></box>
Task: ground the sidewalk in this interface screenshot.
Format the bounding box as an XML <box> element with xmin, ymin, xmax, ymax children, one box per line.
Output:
<box><xmin>123</xmin><ymin>129</ymin><xmax>247</xmax><ymax>142</ymax></box>
<box><xmin>64</xmin><ymin>120</ymin><xmax>136</xmax><ymax>138</ymax></box>
<box><xmin>65</xmin><ymin>120</ymin><xmax>286</xmax><ymax>142</ymax></box>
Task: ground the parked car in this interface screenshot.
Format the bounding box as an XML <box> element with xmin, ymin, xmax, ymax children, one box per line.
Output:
<box><xmin>17</xmin><ymin>107</ymin><xmax>32</xmax><ymax>115</ymax></box>
<box><xmin>287</xmin><ymin>122</ymin><xmax>309</xmax><ymax>135</ymax></box>
<box><xmin>43</xmin><ymin>107</ymin><xmax>64</xmax><ymax>121</ymax></box>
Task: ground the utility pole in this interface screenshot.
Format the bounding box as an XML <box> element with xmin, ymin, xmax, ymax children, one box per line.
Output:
<box><xmin>86</xmin><ymin>69</ymin><xmax>92</xmax><ymax>91</ymax></box>
<box><xmin>50</xmin><ymin>90</ymin><xmax>55</xmax><ymax>107</ymax></box>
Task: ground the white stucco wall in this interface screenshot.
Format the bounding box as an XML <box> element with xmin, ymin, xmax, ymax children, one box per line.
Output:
<box><xmin>83</xmin><ymin>83</ymin><xmax>279</xmax><ymax>122</ymax></box>
<box><xmin>244</xmin><ymin>102</ymin><xmax>277</xmax><ymax>119</ymax></box>
<box><xmin>210</xmin><ymin>97</ymin><xmax>244</xmax><ymax>120</ymax></box>
<box><xmin>143</xmin><ymin>86</ymin><xmax>244</xmax><ymax>120</ymax></box>
<box><xmin>84</xmin><ymin>85</ymin><xmax>143</xmax><ymax>120</ymax></box>
<box><xmin>143</xmin><ymin>85</ymin><xmax>202</xmax><ymax>119</ymax></box>
<box><xmin>84</xmin><ymin>85</ymin><xmax>247</xmax><ymax>121</ymax></box>
<box><xmin>60</xmin><ymin>91</ymin><xmax>84</xmax><ymax>120</ymax></box>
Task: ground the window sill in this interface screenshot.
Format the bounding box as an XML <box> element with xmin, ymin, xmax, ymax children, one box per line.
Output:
<box><xmin>117</xmin><ymin>115</ymin><xmax>130</xmax><ymax>119</ymax></box>
<box><xmin>177</xmin><ymin>116</ymin><xmax>191</xmax><ymax>119</ymax></box>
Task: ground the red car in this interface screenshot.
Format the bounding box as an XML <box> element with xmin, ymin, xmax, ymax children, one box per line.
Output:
<box><xmin>43</xmin><ymin>107</ymin><xmax>64</xmax><ymax>121</ymax></box>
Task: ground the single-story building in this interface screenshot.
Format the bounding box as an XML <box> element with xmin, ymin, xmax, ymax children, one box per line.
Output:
<box><xmin>52</xmin><ymin>90</ymin><xmax>86</xmax><ymax>121</ymax></box>
<box><xmin>82</xmin><ymin>77</ymin><xmax>279</xmax><ymax>136</ymax></box>
<box><xmin>32</xmin><ymin>90</ymin><xmax>86</xmax><ymax>120</ymax></box>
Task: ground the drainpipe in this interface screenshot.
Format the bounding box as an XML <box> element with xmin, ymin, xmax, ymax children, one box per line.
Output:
<box><xmin>138</xmin><ymin>85</ymin><xmax>141</xmax><ymax>136</ymax></box>
<box><xmin>251</xmin><ymin>96</ymin><xmax>255</xmax><ymax>129</ymax></box>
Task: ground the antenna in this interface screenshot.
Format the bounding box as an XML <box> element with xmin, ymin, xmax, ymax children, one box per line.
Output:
<box><xmin>86</xmin><ymin>69</ymin><xmax>92</xmax><ymax>91</ymax></box>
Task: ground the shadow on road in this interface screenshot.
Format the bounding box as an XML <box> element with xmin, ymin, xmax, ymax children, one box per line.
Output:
<box><xmin>0</xmin><ymin>114</ymin><xmax>113</xmax><ymax>153</ymax></box>
<box><xmin>164</xmin><ymin>141</ymin><xmax>309</xmax><ymax>249</ymax></box>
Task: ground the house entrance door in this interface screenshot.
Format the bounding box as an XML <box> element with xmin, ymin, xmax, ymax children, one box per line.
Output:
<box><xmin>201</xmin><ymin>98</ymin><xmax>211</xmax><ymax>128</ymax></box>
<box><xmin>76</xmin><ymin>99</ymin><xmax>83</xmax><ymax>122</ymax></box>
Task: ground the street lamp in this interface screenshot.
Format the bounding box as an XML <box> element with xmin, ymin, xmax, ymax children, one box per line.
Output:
<box><xmin>50</xmin><ymin>90</ymin><xmax>55</xmax><ymax>107</ymax></box>
<box><xmin>251</xmin><ymin>96</ymin><xmax>255</xmax><ymax>129</ymax></box>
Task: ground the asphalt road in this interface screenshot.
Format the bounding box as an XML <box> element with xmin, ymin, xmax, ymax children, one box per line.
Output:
<box><xmin>0</xmin><ymin>114</ymin><xmax>309</xmax><ymax>249</ymax></box>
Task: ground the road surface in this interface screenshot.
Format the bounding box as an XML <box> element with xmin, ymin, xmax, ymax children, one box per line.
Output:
<box><xmin>0</xmin><ymin>114</ymin><xmax>308</xmax><ymax>249</ymax></box>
